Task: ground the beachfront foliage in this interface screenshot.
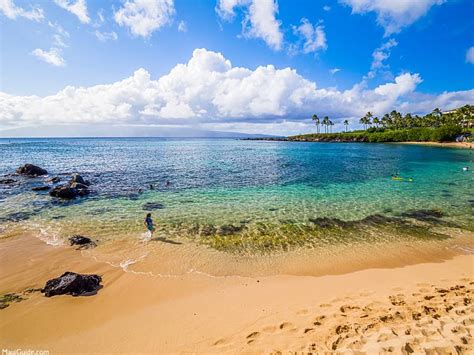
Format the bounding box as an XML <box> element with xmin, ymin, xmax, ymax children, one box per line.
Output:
<box><xmin>304</xmin><ymin>105</ymin><xmax>473</xmax><ymax>142</ymax></box>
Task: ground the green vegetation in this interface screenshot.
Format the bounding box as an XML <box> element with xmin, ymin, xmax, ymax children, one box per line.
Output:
<box><xmin>297</xmin><ymin>105</ymin><xmax>474</xmax><ymax>143</ymax></box>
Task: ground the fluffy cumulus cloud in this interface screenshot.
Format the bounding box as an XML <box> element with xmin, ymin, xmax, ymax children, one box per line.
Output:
<box><xmin>0</xmin><ymin>0</ymin><xmax>44</xmax><ymax>21</ymax></box>
<box><xmin>292</xmin><ymin>18</ymin><xmax>327</xmax><ymax>54</ymax></box>
<box><xmin>216</xmin><ymin>0</ymin><xmax>283</xmax><ymax>50</ymax></box>
<box><xmin>367</xmin><ymin>38</ymin><xmax>397</xmax><ymax>78</ymax></box>
<box><xmin>54</xmin><ymin>0</ymin><xmax>90</xmax><ymax>24</ymax></box>
<box><xmin>30</xmin><ymin>48</ymin><xmax>65</xmax><ymax>67</ymax></box>
<box><xmin>114</xmin><ymin>0</ymin><xmax>175</xmax><ymax>38</ymax></box>
<box><xmin>340</xmin><ymin>0</ymin><xmax>445</xmax><ymax>35</ymax></box>
<box><xmin>466</xmin><ymin>47</ymin><xmax>474</xmax><ymax>64</ymax></box>
<box><xmin>1</xmin><ymin>48</ymin><xmax>473</xmax><ymax>132</ymax></box>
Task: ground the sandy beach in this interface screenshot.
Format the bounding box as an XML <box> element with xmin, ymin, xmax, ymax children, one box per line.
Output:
<box><xmin>1</xmin><ymin>232</ymin><xmax>472</xmax><ymax>354</ymax></box>
<box><xmin>396</xmin><ymin>141</ymin><xmax>474</xmax><ymax>149</ymax></box>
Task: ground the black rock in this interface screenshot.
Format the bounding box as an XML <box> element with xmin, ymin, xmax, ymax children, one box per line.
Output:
<box><xmin>32</xmin><ymin>186</ymin><xmax>50</xmax><ymax>191</ymax></box>
<box><xmin>42</xmin><ymin>272</ymin><xmax>102</xmax><ymax>297</ymax></box>
<box><xmin>142</xmin><ymin>202</ymin><xmax>165</xmax><ymax>210</ymax></box>
<box><xmin>70</xmin><ymin>173</ymin><xmax>90</xmax><ymax>186</ymax></box>
<box><xmin>0</xmin><ymin>178</ymin><xmax>16</xmax><ymax>185</ymax></box>
<box><xmin>47</xmin><ymin>176</ymin><xmax>61</xmax><ymax>183</ymax></box>
<box><xmin>16</xmin><ymin>164</ymin><xmax>47</xmax><ymax>177</ymax></box>
<box><xmin>49</xmin><ymin>185</ymin><xmax>79</xmax><ymax>199</ymax></box>
<box><xmin>69</xmin><ymin>235</ymin><xmax>96</xmax><ymax>248</ymax></box>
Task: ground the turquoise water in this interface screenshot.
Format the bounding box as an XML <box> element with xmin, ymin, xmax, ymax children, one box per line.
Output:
<box><xmin>0</xmin><ymin>138</ymin><xmax>473</xmax><ymax>274</ymax></box>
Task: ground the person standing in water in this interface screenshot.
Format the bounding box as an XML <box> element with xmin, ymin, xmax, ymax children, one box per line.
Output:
<box><xmin>144</xmin><ymin>213</ymin><xmax>155</xmax><ymax>237</ymax></box>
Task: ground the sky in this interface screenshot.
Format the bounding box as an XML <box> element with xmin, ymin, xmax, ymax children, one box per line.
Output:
<box><xmin>0</xmin><ymin>0</ymin><xmax>473</xmax><ymax>137</ymax></box>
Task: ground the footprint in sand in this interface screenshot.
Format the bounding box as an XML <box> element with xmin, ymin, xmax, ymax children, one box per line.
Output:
<box><xmin>279</xmin><ymin>322</ymin><xmax>294</xmax><ymax>330</ymax></box>
<box><xmin>320</xmin><ymin>303</ymin><xmax>331</xmax><ymax>308</ymax></box>
<box><xmin>262</xmin><ymin>325</ymin><xmax>277</xmax><ymax>333</ymax></box>
<box><xmin>304</xmin><ymin>327</ymin><xmax>315</xmax><ymax>334</ymax></box>
<box><xmin>213</xmin><ymin>338</ymin><xmax>227</xmax><ymax>346</ymax></box>
<box><xmin>296</xmin><ymin>309</ymin><xmax>308</xmax><ymax>315</ymax></box>
<box><xmin>246</xmin><ymin>331</ymin><xmax>260</xmax><ymax>344</ymax></box>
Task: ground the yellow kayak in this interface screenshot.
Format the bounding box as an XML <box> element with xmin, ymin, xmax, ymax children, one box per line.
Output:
<box><xmin>391</xmin><ymin>176</ymin><xmax>414</xmax><ymax>182</ymax></box>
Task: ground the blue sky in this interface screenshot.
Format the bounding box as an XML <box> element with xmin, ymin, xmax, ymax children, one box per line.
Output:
<box><xmin>1</xmin><ymin>0</ymin><xmax>473</xmax><ymax>136</ymax></box>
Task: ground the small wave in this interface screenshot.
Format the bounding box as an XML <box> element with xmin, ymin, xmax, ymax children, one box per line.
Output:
<box><xmin>29</xmin><ymin>223</ymin><xmax>65</xmax><ymax>246</ymax></box>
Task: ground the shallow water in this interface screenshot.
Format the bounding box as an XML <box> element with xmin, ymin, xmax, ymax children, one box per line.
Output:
<box><xmin>0</xmin><ymin>138</ymin><xmax>473</xmax><ymax>276</ymax></box>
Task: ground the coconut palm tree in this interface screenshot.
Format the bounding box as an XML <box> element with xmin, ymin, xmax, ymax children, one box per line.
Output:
<box><xmin>373</xmin><ymin>117</ymin><xmax>380</xmax><ymax>128</ymax></box>
<box><xmin>328</xmin><ymin>119</ymin><xmax>334</xmax><ymax>133</ymax></box>
<box><xmin>343</xmin><ymin>119</ymin><xmax>349</xmax><ymax>132</ymax></box>
<box><xmin>322</xmin><ymin>116</ymin><xmax>329</xmax><ymax>133</ymax></box>
<box><xmin>311</xmin><ymin>114</ymin><xmax>320</xmax><ymax>133</ymax></box>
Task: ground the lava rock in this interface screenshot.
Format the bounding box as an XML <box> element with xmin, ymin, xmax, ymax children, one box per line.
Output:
<box><xmin>32</xmin><ymin>186</ymin><xmax>50</xmax><ymax>191</ymax></box>
<box><xmin>49</xmin><ymin>185</ymin><xmax>79</xmax><ymax>199</ymax></box>
<box><xmin>16</xmin><ymin>164</ymin><xmax>47</xmax><ymax>177</ymax></box>
<box><xmin>47</xmin><ymin>176</ymin><xmax>61</xmax><ymax>183</ymax></box>
<box><xmin>69</xmin><ymin>235</ymin><xmax>96</xmax><ymax>249</ymax></box>
<box><xmin>42</xmin><ymin>272</ymin><xmax>102</xmax><ymax>297</ymax></box>
<box><xmin>142</xmin><ymin>202</ymin><xmax>165</xmax><ymax>210</ymax></box>
<box><xmin>70</xmin><ymin>173</ymin><xmax>90</xmax><ymax>186</ymax></box>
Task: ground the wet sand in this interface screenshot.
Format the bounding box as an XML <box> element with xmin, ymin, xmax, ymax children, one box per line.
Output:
<box><xmin>0</xmin><ymin>233</ymin><xmax>473</xmax><ymax>353</ymax></box>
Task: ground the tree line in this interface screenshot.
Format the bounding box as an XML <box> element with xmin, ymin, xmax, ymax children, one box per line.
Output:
<box><xmin>311</xmin><ymin>105</ymin><xmax>474</xmax><ymax>133</ymax></box>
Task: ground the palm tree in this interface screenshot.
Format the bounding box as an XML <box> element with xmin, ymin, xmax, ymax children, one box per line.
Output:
<box><xmin>360</xmin><ymin>112</ymin><xmax>373</xmax><ymax>130</ymax></box>
<box><xmin>311</xmin><ymin>114</ymin><xmax>320</xmax><ymax>133</ymax></box>
<box><xmin>328</xmin><ymin>119</ymin><xmax>334</xmax><ymax>133</ymax></box>
<box><xmin>322</xmin><ymin>116</ymin><xmax>329</xmax><ymax>133</ymax></box>
<box><xmin>343</xmin><ymin>119</ymin><xmax>349</xmax><ymax>132</ymax></box>
<box><xmin>373</xmin><ymin>117</ymin><xmax>380</xmax><ymax>128</ymax></box>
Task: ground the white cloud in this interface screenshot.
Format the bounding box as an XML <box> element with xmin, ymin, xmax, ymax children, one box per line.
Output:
<box><xmin>367</xmin><ymin>38</ymin><xmax>397</xmax><ymax>78</ymax></box>
<box><xmin>216</xmin><ymin>0</ymin><xmax>283</xmax><ymax>50</ymax></box>
<box><xmin>114</xmin><ymin>0</ymin><xmax>175</xmax><ymax>38</ymax></box>
<box><xmin>54</xmin><ymin>0</ymin><xmax>90</xmax><ymax>24</ymax></box>
<box><xmin>340</xmin><ymin>0</ymin><xmax>445</xmax><ymax>35</ymax></box>
<box><xmin>2</xmin><ymin>48</ymin><xmax>473</xmax><ymax>132</ymax></box>
<box><xmin>0</xmin><ymin>0</ymin><xmax>43</xmax><ymax>21</ymax></box>
<box><xmin>292</xmin><ymin>18</ymin><xmax>327</xmax><ymax>54</ymax></box>
<box><xmin>330</xmin><ymin>68</ymin><xmax>341</xmax><ymax>74</ymax></box>
<box><xmin>466</xmin><ymin>47</ymin><xmax>474</xmax><ymax>64</ymax></box>
<box><xmin>178</xmin><ymin>20</ymin><xmax>187</xmax><ymax>32</ymax></box>
<box><xmin>95</xmin><ymin>30</ymin><xmax>118</xmax><ymax>42</ymax></box>
<box><xmin>323</xmin><ymin>5</ymin><xmax>331</xmax><ymax>11</ymax></box>
<box><xmin>31</xmin><ymin>48</ymin><xmax>66</xmax><ymax>67</ymax></box>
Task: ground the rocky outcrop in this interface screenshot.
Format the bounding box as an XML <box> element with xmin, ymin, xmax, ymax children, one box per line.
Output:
<box><xmin>71</xmin><ymin>173</ymin><xmax>90</xmax><ymax>186</ymax></box>
<box><xmin>49</xmin><ymin>174</ymin><xmax>91</xmax><ymax>199</ymax></box>
<box><xmin>69</xmin><ymin>235</ymin><xmax>96</xmax><ymax>249</ymax></box>
<box><xmin>16</xmin><ymin>164</ymin><xmax>47</xmax><ymax>177</ymax></box>
<box><xmin>42</xmin><ymin>272</ymin><xmax>102</xmax><ymax>297</ymax></box>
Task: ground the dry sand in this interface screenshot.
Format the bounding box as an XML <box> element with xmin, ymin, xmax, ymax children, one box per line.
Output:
<box><xmin>0</xmin><ymin>233</ymin><xmax>473</xmax><ymax>354</ymax></box>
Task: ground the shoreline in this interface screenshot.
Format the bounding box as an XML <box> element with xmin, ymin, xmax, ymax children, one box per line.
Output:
<box><xmin>244</xmin><ymin>137</ymin><xmax>474</xmax><ymax>149</ymax></box>
<box><xmin>394</xmin><ymin>141</ymin><xmax>474</xmax><ymax>149</ymax></box>
<box><xmin>1</xmin><ymin>233</ymin><xmax>473</xmax><ymax>353</ymax></box>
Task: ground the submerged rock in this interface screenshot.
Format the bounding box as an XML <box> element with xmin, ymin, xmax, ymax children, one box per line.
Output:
<box><xmin>218</xmin><ymin>224</ymin><xmax>245</xmax><ymax>236</ymax></box>
<box><xmin>16</xmin><ymin>164</ymin><xmax>47</xmax><ymax>177</ymax></box>
<box><xmin>400</xmin><ymin>209</ymin><xmax>444</xmax><ymax>222</ymax></box>
<box><xmin>47</xmin><ymin>176</ymin><xmax>61</xmax><ymax>183</ymax></box>
<box><xmin>32</xmin><ymin>186</ymin><xmax>50</xmax><ymax>191</ymax></box>
<box><xmin>0</xmin><ymin>178</ymin><xmax>16</xmax><ymax>185</ymax></box>
<box><xmin>42</xmin><ymin>272</ymin><xmax>102</xmax><ymax>297</ymax></box>
<box><xmin>69</xmin><ymin>235</ymin><xmax>96</xmax><ymax>249</ymax></box>
<box><xmin>142</xmin><ymin>202</ymin><xmax>165</xmax><ymax>210</ymax></box>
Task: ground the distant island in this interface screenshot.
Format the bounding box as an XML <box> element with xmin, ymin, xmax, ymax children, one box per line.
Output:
<box><xmin>246</xmin><ymin>105</ymin><xmax>474</xmax><ymax>145</ymax></box>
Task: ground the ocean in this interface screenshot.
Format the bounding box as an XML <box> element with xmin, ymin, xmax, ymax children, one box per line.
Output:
<box><xmin>1</xmin><ymin>138</ymin><xmax>473</xmax><ymax>276</ymax></box>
